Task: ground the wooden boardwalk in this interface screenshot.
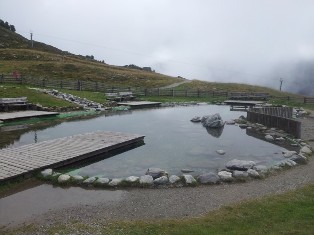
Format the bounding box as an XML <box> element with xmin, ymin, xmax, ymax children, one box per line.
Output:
<box><xmin>0</xmin><ymin>111</ymin><xmax>59</xmax><ymax>122</ymax></box>
<box><xmin>117</xmin><ymin>101</ymin><xmax>161</xmax><ymax>109</ymax></box>
<box><xmin>0</xmin><ymin>131</ymin><xmax>145</xmax><ymax>182</ymax></box>
<box><xmin>224</xmin><ymin>100</ymin><xmax>265</xmax><ymax>106</ymax></box>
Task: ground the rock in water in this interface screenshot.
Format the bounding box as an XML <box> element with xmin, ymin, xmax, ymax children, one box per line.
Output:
<box><xmin>145</xmin><ymin>168</ymin><xmax>167</xmax><ymax>179</ymax></box>
<box><xmin>183</xmin><ymin>174</ymin><xmax>196</xmax><ymax>184</ymax></box>
<box><xmin>109</xmin><ymin>178</ymin><xmax>123</xmax><ymax>186</ymax></box>
<box><xmin>265</xmin><ymin>135</ymin><xmax>274</xmax><ymax>141</ymax></box>
<box><xmin>216</xmin><ymin>150</ymin><xmax>226</xmax><ymax>155</ymax></box>
<box><xmin>139</xmin><ymin>175</ymin><xmax>154</xmax><ymax>185</ymax></box>
<box><xmin>83</xmin><ymin>177</ymin><xmax>97</xmax><ymax>184</ymax></box>
<box><xmin>198</xmin><ymin>172</ymin><xmax>220</xmax><ymax>184</ymax></box>
<box><xmin>169</xmin><ymin>175</ymin><xmax>181</xmax><ymax>184</ymax></box>
<box><xmin>301</xmin><ymin>146</ymin><xmax>312</xmax><ymax>155</ymax></box>
<box><xmin>95</xmin><ymin>177</ymin><xmax>110</xmax><ymax>185</ymax></box>
<box><xmin>247</xmin><ymin>169</ymin><xmax>260</xmax><ymax>178</ymax></box>
<box><xmin>41</xmin><ymin>169</ymin><xmax>53</xmax><ymax>177</ymax></box>
<box><xmin>125</xmin><ymin>176</ymin><xmax>139</xmax><ymax>183</ymax></box>
<box><xmin>282</xmin><ymin>151</ymin><xmax>297</xmax><ymax>158</ymax></box>
<box><xmin>232</xmin><ymin>170</ymin><xmax>249</xmax><ymax>179</ymax></box>
<box><xmin>201</xmin><ymin>113</ymin><xmax>225</xmax><ymax>128</ymax></box>
<box><xmin>58</xmin><ymin>174</ymin><xmax>71</xmax><ymax>183</ymax></box>
<box><xmin>226</xmin><ymin>159</ymin><xmax>256</xmax><ymax>170</ymax></box>
<box><xmin>154</xmin><ymin>176</ymin><xmax>169</xmax><ymax>185</ymax></box>
<box><xmin>218</xmin><ymin>171</ymin><xmax>233</xmax><ymax>181</ymax></box>
<box><xmin>72</xmin><ymin>175</ymin><xmax>84</xmax><ymax>182</ymax></box>
<box><xmin>181</xmin><ymin>169</ymin><xmax>194</xmax><ymax>173</ymax></box>
<box><xmin>190</xmin><ymin>116</ymin><xmax>201</xmax><ymax>122</ymax></box>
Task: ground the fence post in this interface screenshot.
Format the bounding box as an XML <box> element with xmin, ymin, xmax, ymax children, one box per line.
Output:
<box><xmin>42</xmin><ymin>78</ymin><xmax>46</xmax><ymax>87</ymax></box>
<box><xmin>60</xmin><ymin>80</ymin><xmax>63</xmax><ymax>89</ymax></box>
<box><xmin>157</xmin><ymin>88</ymin><xmax>160</xmax><ymax>96</ymax></box>
<box><xmin>145</xmin><ymin>88</ymin><xmax>148</xmax><ymax>96</ymax></box>
<box><xmin>212</xmin><ymin>91</ymin><xmax>215</xmax><ymax>97</ymax></box>
<box><xmin>197</xmin><ymin>89</ymin><xmax>200</xmax><ymax>98</ymax></box>
<box><xmin>95</xmin><ymin>81</ymin><xmax>98</xmax><ymax>92</ymax></box>
<box><xmin>185</xmin><ymin>90</ymin><xmax>188</xmax><ymax>97</ymax></box>
<box><xmin>0</xmin><ymin>74</ymin><xmax>3</xmax><ymax>83</ymax></box>
<box><xmin>304</xmin><ymin>97</ymin><xmax>307</xmax><ymax>104</ymax></box>
<box><xmin>172</xmin><ymin>89</ymin><xmax>174</xmax><ymax>97</ymax></box>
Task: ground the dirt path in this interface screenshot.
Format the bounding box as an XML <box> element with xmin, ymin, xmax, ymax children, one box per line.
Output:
<box><xmin>2</xmin><ymin>116</ymin><xmax>314</xmax><ymax>232</ymax></box>
<box><xmin>159</xmin><ymin>80</ymin><xmax>192</xmax><ymax>89</ymax></box>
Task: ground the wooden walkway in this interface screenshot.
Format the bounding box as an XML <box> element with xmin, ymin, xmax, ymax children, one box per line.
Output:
<box><xmin>0</xmin><ymin>111</ymin><xmax>59</xmax><ymax>122</ymax></box>
<box><xmin>117</xmin><ymin>101</ymin><xmax>161</xmax><ymax>109</ymax></box>
<box><xmin>224</xmin><ymin>100</ymin><xmax>265</xmax><ymax>106</ymax></box>
<box><xmin>0</xmin><ymin>131</ymin><xmax>145</xmax><ymax>182</ymax></box>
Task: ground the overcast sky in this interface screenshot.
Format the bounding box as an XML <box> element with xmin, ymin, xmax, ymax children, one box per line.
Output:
<box><xmin>1</xmin><ymin>0</ymin><xmax>314</xmax><ymax>92</ymax></box>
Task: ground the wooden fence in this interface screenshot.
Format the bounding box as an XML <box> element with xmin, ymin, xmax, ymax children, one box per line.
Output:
<box><xmin>249</xmin><ymin>107</ymin><xmax>293</xmax><ymax>118</ymax></box>
<box><xmin>0</xmin><ymin>75</ymin><xmax>313</xmax><ymax>103</ymax></box>
<box><xmin>247</xmin><ymin>108</ymin><xmax>301</xmax><ymax>138</ymax></box>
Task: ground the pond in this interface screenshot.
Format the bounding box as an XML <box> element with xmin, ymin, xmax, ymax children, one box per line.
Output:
<box><xmin>1</xmin><ymin>104</ymin><xmax>291</xmax><ymax>178</ymax></box>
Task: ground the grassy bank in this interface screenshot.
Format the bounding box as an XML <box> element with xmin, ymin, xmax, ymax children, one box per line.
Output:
<box><xmin>0</xmin><ymin>85</ymin><xmax>77</xmax><ymax>108</ymax></box>
<box><xmin>4</xmin><ymin>184</ymin><xmax>314</xmax><ymax>234</ymax></box>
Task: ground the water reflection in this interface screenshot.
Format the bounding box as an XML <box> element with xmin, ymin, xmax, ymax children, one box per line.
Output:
<box><xmin>205</xmin><ymin>126</ymin><xmax>225</xmax><ymax>138</ymax></box>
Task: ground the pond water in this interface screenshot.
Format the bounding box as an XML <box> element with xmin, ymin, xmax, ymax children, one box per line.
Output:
<box><xmin>1</xmin><ymin>104</ymin><xmax>290</xmax><ymax>178</ymax></box>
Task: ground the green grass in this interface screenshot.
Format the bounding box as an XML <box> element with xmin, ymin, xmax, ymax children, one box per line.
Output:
<box><xmin>0</xmin><ymin>84</ymin><xmax>77</xmax><ymax>108</ymax></box>
<box><xmin>4</xmin><ymin>184</ymin><xmax>314</xmax><ymax>234</ymax></box>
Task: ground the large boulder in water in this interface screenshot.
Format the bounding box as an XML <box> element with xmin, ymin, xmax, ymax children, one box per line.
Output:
<box><xmin>201</xmin><ymin>113</ymin><xmax>225</xmax><ymax>128</ymax></box>
<box><xmin>145</xmin><ymin>168</ymin><xmax>167</xmax><ymax>179</ymax></box>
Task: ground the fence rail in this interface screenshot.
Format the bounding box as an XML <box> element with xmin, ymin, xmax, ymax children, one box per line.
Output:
<box><xmin>0</xmin><ymin>75</ymin><xmax>313</xmax><ymax>103</ymax></box>
<box><xmin>249</xmin><ymin>107</ymin><xmax>293</xmax><ymax>118</ymax></box>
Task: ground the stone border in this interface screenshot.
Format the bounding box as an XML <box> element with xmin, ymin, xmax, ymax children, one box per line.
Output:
<box><xmin>39</xmin><ymin>144</ymin><xmax>312</xmax><ymax>189</ymax></box>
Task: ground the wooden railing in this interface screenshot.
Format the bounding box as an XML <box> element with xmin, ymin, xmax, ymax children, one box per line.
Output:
<box><xmin>247</xmin><ymin>107</ymin><xmax>301</xmax><ymax>138</ymax></box>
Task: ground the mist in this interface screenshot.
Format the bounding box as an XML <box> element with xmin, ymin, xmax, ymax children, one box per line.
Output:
<box><xmin>0</xmin><ymin>0</ymin><xmax>314</xmax><ymax>95</ymax></box>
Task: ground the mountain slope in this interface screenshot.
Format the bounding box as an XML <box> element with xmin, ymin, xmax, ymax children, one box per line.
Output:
<box><xmin>0</xmin><ymin>27</ymin><xmax>185</xmax><ymax>88</ymax></box>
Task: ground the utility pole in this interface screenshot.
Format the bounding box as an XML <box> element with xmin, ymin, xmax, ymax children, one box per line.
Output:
<box><xmin>30</xmin><ymin>32</ymin><xmax>33</xmax><ymax>48</ymax></box>
<box><xmin>279</xmin><ymin>78</ymin><xmax>283</xmax><ymax>91</ymax></box>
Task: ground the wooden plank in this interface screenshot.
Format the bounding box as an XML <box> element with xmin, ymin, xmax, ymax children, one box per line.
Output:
<box><xmin>0</xmin><ymin>131</ymin><xmax>144</xmax><ymax>182</ymax></box>
<box><xmin>117</xmin><ymin>101</ymin><xmax>161</xmax><ymax>109</ymax></box>
<box><xmin>0</xmin><ymin>111</ymin><xmax>59</xmax><ymax>122</ymax></box>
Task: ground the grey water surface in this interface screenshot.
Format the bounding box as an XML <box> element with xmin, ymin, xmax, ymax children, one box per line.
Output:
<box><xmin>2</xmin><ymin>105</ymin><xmax>289</xmax><ymax>178</ymax></box>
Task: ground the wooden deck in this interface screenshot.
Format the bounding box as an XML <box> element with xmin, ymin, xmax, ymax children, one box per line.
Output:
<box><xmin>0</xmin><ymin>111</ymin><xmax>59</xmax><ymax>122</ymax></box>
<box><xmin>224</xmin><ymin>100</ymin><xmax>266</xmax><ymax>106</ymax></box>
<box><xmin>0</xmin><ymin>131</ymin><xmax>145</xmax><ymax>182</ymax></box>
<box><xmin>117</xmin><ymin>101</ymin><xmax>161</xmax><ymax>109</ymax></box>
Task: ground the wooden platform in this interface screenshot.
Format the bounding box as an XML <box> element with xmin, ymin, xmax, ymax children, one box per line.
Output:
<box><xmin>0</xmin><ymin>131</ymin><xmax>145</xmax><ymax>182</ymax></box>
<box><xmin>0</xmin><ymin>111</ymin><xmax>59</xmax><ymax>122</ymax></box>
<box><xmin>117</xmin><ymin>101</ymin><xmax>161</xmax><ymax>109</ymax></box>
<box><xmin>224</xmin><ymin>100</ymin><xmax>266</xmax><ymax>106</ymax></box>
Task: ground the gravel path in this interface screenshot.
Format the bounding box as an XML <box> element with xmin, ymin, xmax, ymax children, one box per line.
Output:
<box><xmin>2</xmin><ymin>115</ymin><xmax>314</xmax><ymax>232</ymax></box>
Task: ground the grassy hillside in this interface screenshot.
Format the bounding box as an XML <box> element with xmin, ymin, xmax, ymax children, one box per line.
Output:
<box><xmin>0</xmin><ymin>27</ymin><xmax>184</xmax><ymax>88</ymax></box>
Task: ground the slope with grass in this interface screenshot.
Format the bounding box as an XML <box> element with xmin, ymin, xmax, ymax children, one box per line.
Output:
<box><xmin>0</xmin><ymin>27</ymin><xmax>184</xmax><ymax>88</ymax></box>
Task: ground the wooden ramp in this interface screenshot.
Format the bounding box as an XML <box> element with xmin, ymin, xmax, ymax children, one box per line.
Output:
<box><xmin>0</xmin><ymin>111</ymin><xmax>59</xmax><ymax>122</ymax></box>
<box><xmin>0</xmin><ymin>131</ymin><xmax>145</xmax><ymax>182</ymax></box>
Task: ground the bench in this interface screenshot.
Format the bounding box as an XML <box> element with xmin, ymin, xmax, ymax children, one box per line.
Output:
<box><xmin>105</xmin><ymin>92</ymin><xmax>135</xmax><ymax>102</ymax></box>
<box><xmin>0</xmin><ymin>97</ymin><xmax>30</xmax><ymax>111</ymax></box>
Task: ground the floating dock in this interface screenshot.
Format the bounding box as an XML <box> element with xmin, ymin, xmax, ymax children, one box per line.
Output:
<box><xmin>117</xmin><ymin>101</ymin><xmax>161</xmax><ymax>109</ymax></box>
<box><xmin>0</xmin><ymin>131</ymin><xmax>145</xmax><ymax>182</ymax></box>
<box><xmin>0</xmin><ymin>111</ymin><xmax>59</xmax><ymax>122</ymax></box>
